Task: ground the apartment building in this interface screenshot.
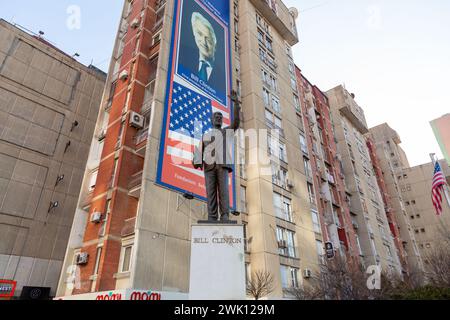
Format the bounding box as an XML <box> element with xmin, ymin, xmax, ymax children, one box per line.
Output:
<box><xmin>295</xmin><ymin>69</ymin><xmax>361</xmax><ymax>267</ymax></box>
<box><xmin>0</xmin><ymin>19</ymin><xmax>106</xmax><ymax>298</ymax></box>
<box><xmin>369</xmin><ymin>123</ymin><xmax>425</xmax><ymax>278</ymax></box>
<box><xmin>430</xmin><ymin>114</ymin><xmax>450</xmax><ymax>166</ymax></box>
<box><xmin>326</xmin><ymin>86</ymin><xmax>403</xmax><ymax>276</ymax></box>
<box><xmin>399</xmin><ymin>160</ymin><xmax>450</xmax><ymax>273</ymax></box>
<box><xmin>56</xmin><ymin>0</ymin><xmax>327</xmax><ymax>299</ymax></box>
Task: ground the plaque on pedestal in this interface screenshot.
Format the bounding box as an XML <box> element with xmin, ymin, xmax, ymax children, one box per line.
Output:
<box><xmin>189</xmin><ymin>224</ymin><xmax>246</xmax><ymax>300</ymax></box>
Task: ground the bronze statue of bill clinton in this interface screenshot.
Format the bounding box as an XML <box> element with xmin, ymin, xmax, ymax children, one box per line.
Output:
<box><xmin>192</xmin><ymin>91</ymin><xmax>241</xmax><ymax>222</ymax></box>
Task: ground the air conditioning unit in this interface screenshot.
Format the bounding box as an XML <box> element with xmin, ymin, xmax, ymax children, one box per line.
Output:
<box><xmin>277</xmin><ymin>240</ymin><xmax>287</xmax><ymax>248</ymax></box>
<box><xmin>119</xmin><ymin>70</ymin><xmax>129</xmax><ymax>81</ymax></box>
<box><xmin>286</xmin><ymin>179</ymin><xmax>294</xmax><ymax>189</ymax></box>
<box><xmin>90</xmin><ymin>212</ymin><xmax>102</xmax><ymax>224</ymax></box>
<box><xmin>75</xmin><ymin>252</ymin><xmax>89</xmax><ymax>265</ymax></box>
<box><xmin>303</xmin><ymin>269</ymin><xmax>312</xmax><ymax>279</ymax></box>
<box><xmin>130</xmin><ymin>111</ymin><xmax>144</xmax><ymax>129</ymax></box>
<box><xmin>352</xmin><ymin>221</ymin><xmax>359</xmax><ymax>229</ymax></box>
<box><xmin>130</xmin><ymin>18</ymin><xmax>140</xmax><ymax>29</ymax></box>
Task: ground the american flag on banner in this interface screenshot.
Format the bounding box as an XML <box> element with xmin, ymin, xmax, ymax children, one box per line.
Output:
<box><xmin>431</xmin><ymin>161</ymin><xmax>447</xmax><ymax>216</ymax></box>
<box><xmin>165</xmin><ymin>81</ymin><xmax>230</xmax><ymax>176</ymax></box>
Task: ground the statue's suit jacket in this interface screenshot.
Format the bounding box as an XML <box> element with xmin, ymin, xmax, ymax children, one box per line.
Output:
<box><xmin>193</xmin><ymin>106</ymin><xmax>240</xmax><ymax>172</ymax></box>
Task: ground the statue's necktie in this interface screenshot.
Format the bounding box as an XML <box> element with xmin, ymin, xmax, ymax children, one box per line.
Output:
<box><xmin>199</xmin><ymin>61</ymin><xmax>209</xmax><ymax>82</ymax></box>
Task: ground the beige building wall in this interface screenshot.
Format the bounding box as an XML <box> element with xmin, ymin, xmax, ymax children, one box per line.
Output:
<box><xmin>400</xmin><ymin>160</ymin><xmax>450</xmax><ymax>275</ymax></box>
<box><xmin>0</xmin><ymin>19</ymin><xmax>106</xmax><ymax>297</ymax></box>
<box><xmin>326</xmin><ymin>86</ymin><xmax>403</xmax><ymax>276</ymax></box>
<box><xmin>369</xmin><ymin>123</ymin><xmax>425</xmax><ymax>277</ymax></box>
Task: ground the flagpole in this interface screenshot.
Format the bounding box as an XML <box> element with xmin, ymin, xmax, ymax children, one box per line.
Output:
<box><xmin>430</xmin><ymin>153</ymin><xmax>450</xmax><ymax>210</ymax></box>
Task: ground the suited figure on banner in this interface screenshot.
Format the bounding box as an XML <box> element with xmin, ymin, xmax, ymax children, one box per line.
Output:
<box><xmin>193</xmin><ymin>91</ymin><xmax>241</xmax><ymax>222</ymax></box>
<box><xmin>179</xmin><ymin>11</ymin><xmax>227</xmax><ymax>96</ymax></box>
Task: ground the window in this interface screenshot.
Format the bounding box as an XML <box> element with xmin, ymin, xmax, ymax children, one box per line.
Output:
<box><xmin>243</xmin><ymin>223</ymin><xmax>248</xmax><ymax>252</ymax></box>
<box><xmin>263</xmin><ymin>89</ymin><xmax>270</xmax><ymax>106</ymax></box>
<box><xmin>290</xmin><ymin>267</ymin><xmax>299</xmax><ymax>288</ymax></box>
<box><xmin>276</xmin><ymin>226</ymin><xmax>296</xmax><ymax>257</ymax></box>
<box><xmin>240</xmin><ymin>186</ymin><xmax>247</xmax><ymax>213</ymax></box>
<box><xmin>271</xmin><ymin>96</ymin><xmax>281</xmax><ymax>113</ymax></box>
<box><xmin>316</xmin><ymin>240</ymin><xmax>324</xmax><ymax>263</ymax></box>
<box><xmin>299</xmin><ymin>134</ymin><xmax>308</xmax><ymax>154</ymax></box>
<box><xmin>303</xmin><ymin>157</ymin><xmax>312</xmax><ymax>178</ymax></box>
<box><xmin>265</xmin><ymin>37</ymin><xmax>273</xmax><ymax>52</ymax></box>
<box><xmin>355</xmin><ymin>234</ymin><xmax>363</xmax><ymax>256</ymax></box>
<box><xmin>293</xmin><ymin>94</ymin><xmax>301</xmax><ymax>112</ymax></box>
<box><xmin>268</xmin><ymin>136</ymin><xmax>287</xmax><ymax>162</ymax></box>
<box><xmin>311</xmin><ymin>210</ymin><xmax>321</xmax><ymax>233</ymax></box>
<box><xmin>99</xmin><ymin>200</ymin><xmax>111</xmax><ymax>237</ymax></box>
<box><xmin>257</xmin><ymin>29</ymin><xmax>264</xmax><ymax>43</ymax></box>
<box><xmin>271</xmin><ymin>163</ymin><xmax>289</xmax><ymax>189</ymax></box>
<box><xmin>421</xmin><ymin>228</ymin><xmax>425</xmax><ymax>233</ymax></box>
<box><xmin>93</xmin><ymin>247</ymin><xmax>102</xmax><ymax>275</ymax></box>
<box><xmin>307</xmin><ymin>183</ymin><xmax>316</xmax><ymax>205</ymax></box>
<box><xmin>280</xmin><ymin>265</ymin><xmax>289</xmax><ymax>288</ymax></box>
<box><xmin>121</xmin><ymin>245</ymin><xmax>133</xmax><ymax>272</ymax></box>
<box><xmin>88</xmin><ymin>170</ymin><xmax>98</xmax><ymax>192</ymax></box>
<box><xmin>273</xmin><ymin>193</ymin><xmax>293</xmax><ymax>222</ymax></box>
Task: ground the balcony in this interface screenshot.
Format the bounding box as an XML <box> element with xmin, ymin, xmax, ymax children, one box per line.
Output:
<box><xmin>121</xmin><ymin>217</ymin><xmax>136</xmax><ymax>237</ymax></box>
<box><xmin>81</xmin><ymin>191</ymin><xmax>94</xmax><ymax>209</ymax></box>
<box><xmin>128</xmin><ymin>171</ymin><xmax>143</xmax><ymax>198</ymax></box>
<box><xmin>135</xmin><ymin>128</ymin><xmax>148</xmax><ymax>146</ymax></box>
<box><xmin>250</xmin><ymin>0</ymin><xmax>299</xmax><ymax>45</ymax></box>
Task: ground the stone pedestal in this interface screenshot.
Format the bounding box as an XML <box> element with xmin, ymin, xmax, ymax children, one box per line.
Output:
<box><xmin>189</xmin><ymin>224</ymin><xmax>246</xmax><ymax>300</ymax></box>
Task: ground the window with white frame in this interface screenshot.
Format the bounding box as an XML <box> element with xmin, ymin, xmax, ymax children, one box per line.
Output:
<box><xmin>120</xmin><ymin>244</ymin><xmax>133</xmax><ymax>273</ymax></box>
<box><xmin>88</xmin><ymin>170</ymin><xmax>98</xmax><ymax>192</ymax></box>
<box><xmin>316</xmin><ymin>239</ymin><xmax>324</xmax><ymax>263</ymax></box>
<box><xmin>299</xmin><ymin>134</ymin><xmax>308</xmax><ymax>154</ymax></box>
<box><xmin>307</xmin><ymin>182</ymin><xmax>316</xmax><ymax>205</ymax></box>
<box><xmin>276</xmin><ymin>226</ymin><xmax>296</xmax><ymax>257</ymax></box>
<box><xmin>311</xmin><ymin>210</ymin><xmax>321</xmax><ymax>233</ymax></box>
<box><xmin>273</xmin><ymin>192</ymin><xmax>293</xmax><ymax>222</ymax></box>
<box><xmin>93</xmin><ymin>247</ymin><xmax>102</xmax><ymax>275</ymax></box>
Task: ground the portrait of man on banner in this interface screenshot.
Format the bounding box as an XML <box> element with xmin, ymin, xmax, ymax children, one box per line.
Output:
<box><xmin>177</xmin><ymin>0</ymin><xmax>227</xmax><ymax>103</ymax></box>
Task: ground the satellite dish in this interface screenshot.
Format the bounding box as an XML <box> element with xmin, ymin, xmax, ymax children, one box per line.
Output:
<box><xmin>289</xmin><ymin>7</ymin><xmax>299</xmax><ymax>19</ymax></box>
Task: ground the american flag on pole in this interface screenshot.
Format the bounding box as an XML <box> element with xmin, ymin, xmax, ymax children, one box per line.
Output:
<box><xmin>432</xmin><ymin>161</ymin><xmax>447</xmax><ymax>216</ymax></box>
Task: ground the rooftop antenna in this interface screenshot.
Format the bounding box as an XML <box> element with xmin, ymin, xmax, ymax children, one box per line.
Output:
<box><xmin>38</xmin><ymin>30</ymin><xmax>45</xmax><ymax>38</ymax></box>
<box><xmin>72</xmin><ymin>53</ymin><xmax>80</xmax><ymax>58</ymax></box>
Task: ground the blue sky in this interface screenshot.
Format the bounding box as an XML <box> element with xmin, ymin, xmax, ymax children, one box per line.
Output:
<box><xmin>1</xmin><ymin>0</ymin><xmax>448</xmax><ymax>166</ymax></box>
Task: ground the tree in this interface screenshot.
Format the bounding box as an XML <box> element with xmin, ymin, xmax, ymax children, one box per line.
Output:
<box><xmin>246</xmin><ymin>270</ymin><xmax>275</xmax><ymax>300</ymax></box>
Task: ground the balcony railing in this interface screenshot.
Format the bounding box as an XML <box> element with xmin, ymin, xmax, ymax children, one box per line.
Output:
<box><xmin>134</xmin><ymin>129</ymin><xmax>149</xmax><ymax>146</ymax></box>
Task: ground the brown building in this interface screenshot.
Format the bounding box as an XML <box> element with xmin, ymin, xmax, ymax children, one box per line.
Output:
<box><xmin>295</xmin><ymin>69</ymin><xmax>361</xmax><ymax>267</ymax></box>
<box><xmin>0</xmin><ymin>19</ymin><xmax>106</xmax><ymax>298</ymax></box>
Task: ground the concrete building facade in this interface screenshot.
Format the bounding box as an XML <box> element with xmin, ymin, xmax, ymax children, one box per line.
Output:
<box><xmin>399</xmin><ymin>160</ymin><xmax>450</xmax><ymax>274</ymax></box>
<box><xmin>326</xmin><ymin>86</ymin><xmax>403</xmax><ymax>276</ymax></box>
<box><xmin>56</xmin><ymin>0</ymin><xmax>331</xmax><ymax>299</ymax></box>
<box><xmin>369</xmin><ymin>123</ymin><xmax>425</xmax><ymax>278</ymax></box>
<box><xmin>0</xmin><ymin>19</ymin><xmax>106</xmax><ymax>297</ymax></box>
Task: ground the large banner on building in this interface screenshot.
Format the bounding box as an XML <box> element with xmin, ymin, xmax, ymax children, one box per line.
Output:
<box><xmin>157</xmin><ymin>0</ymin><xmax>235</xmax><ymax>208</ymax></box>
